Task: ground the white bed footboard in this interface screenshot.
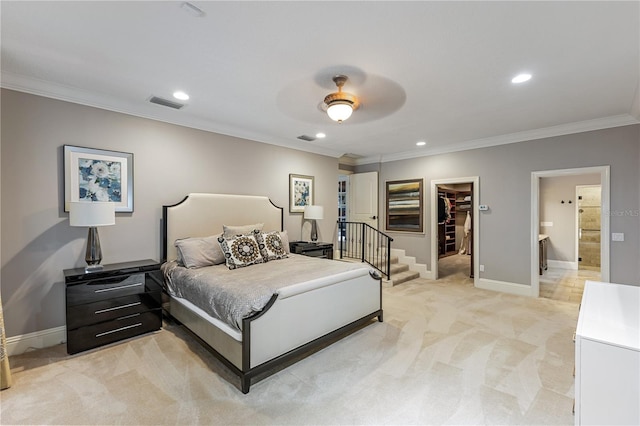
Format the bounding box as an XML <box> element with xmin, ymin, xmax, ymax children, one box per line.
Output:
<box><xmin>248</xmin><ymin>272</ymin><xmax>381</xmax><ymax>368</ymax></box>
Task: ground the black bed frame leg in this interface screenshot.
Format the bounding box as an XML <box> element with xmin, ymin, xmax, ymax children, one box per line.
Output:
<box><xmin>241</xmin><ymin>377</ymin><xmax>250</xmax><ymax>394</ymax></box>
<box><xmin>378</xmin><ymin>311</ymin><xmax>383</xmax><ymax>322</ymax></box>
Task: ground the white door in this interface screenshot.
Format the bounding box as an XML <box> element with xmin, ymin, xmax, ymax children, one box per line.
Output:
<box><xmin>349</xmin><ymin>171</ymin><xmax>378</xmax><ymax>228</ymax></box>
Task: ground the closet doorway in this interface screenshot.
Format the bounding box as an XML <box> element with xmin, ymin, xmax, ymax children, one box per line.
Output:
<box><xmin>430</xmin><ymin>177</ymin><xmax>479</xmax><ymax>286</ymax></box>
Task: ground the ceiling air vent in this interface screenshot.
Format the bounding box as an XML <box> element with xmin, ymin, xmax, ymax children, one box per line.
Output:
<box><xmin>149</xmin><ymin>96</ymin><xmax>184</xmax><ymax>110</ymax></box>
<box><xmin>297</xmin><ymin>134</ymin><xmax>316</xmax><ymax>142</ymax></box>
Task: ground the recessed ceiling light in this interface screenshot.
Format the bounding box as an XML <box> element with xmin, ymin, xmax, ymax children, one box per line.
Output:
<box><xmin>511</xmin><ymin>73</ymin><xmax>532</xmax><ymax>84</ymax></box>
<box><xmin>316</xmin><ymin>132</ymin><xmax>326</xmax><ymax>139</ymax></box>
<box><xmin>416</xmin><ymin>141</ymin><xmax>427</xmax><ymax>146</ymax></box>
<box><xmin>173</xmin><ymin>91</ymin><xmax>189</xmax><ymax>101</ymax></box>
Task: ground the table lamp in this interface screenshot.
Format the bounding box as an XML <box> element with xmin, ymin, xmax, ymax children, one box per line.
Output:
<box><xmin>304</xmin><ymin>205</ymin><xmax>324</xmax><ymax>242</ymax></box>
<box><xmin>69</xmin><ymin>201</ymin><xmax>115</xmax><ymax>272</ymax></box>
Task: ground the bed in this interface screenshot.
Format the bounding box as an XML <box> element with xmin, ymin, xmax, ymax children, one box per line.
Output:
<box><xmin>161</xmin><ymin>193</ymin><xmax>383</xmax><ymax>393</ymax></box>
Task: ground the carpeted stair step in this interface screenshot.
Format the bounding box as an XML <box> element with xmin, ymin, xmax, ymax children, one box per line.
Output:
<box><xmin>382</xmin><ymin>263</ymin><xmax>420</xmax><ymax>287</ymax></box>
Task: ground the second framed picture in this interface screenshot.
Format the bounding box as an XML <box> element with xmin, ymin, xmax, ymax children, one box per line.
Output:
<box><xmin>386</xmin><ymin>178</ymin><xmax>424</xmax><ymax>232</ymax></box>
<box><xmin>289</xmin><ymin>174</ymin><xmax>314</xmax><ymax>213</ymax></box>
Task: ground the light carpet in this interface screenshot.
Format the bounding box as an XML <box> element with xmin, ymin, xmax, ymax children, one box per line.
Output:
<box><xmin>1</xmin><ymin>274</ymin><xmax>578</xmax><ymax>425</ymax></box>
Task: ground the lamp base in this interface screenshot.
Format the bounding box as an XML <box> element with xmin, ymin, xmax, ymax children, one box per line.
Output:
<box><xmin>310</xmin><ymin>219</ymin><xmax>318</xmax><ymax>242</ymax></box>
<box><xmin>84</xmin><ymin>264</ymin><xmax>104</xmax><ymax>273</ymax></box>
<box><xmin>85</xmin><ymin>226</ymin><xmax>103</xmax><ymax>271</ymax></box>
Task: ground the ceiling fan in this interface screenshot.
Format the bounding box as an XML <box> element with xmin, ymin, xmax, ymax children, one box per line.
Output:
<box><xmin>323</xmin><ymin>75</ymin><xmax>360</xmax><ymax>123</ymax></box>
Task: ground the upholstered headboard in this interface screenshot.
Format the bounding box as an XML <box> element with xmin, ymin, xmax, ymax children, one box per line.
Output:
<box><xmin>162</xmin><ymin>193</ymin><xmax>284</xmax><ymax>262</ymax></box>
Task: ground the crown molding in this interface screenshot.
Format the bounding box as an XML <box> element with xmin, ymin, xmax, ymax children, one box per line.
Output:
<box><xmin>3</xmin><ymin>72</ymin><xmax>636</xmax><ymax>165</ymax></box>
<box><xmin>0</xmin><ymin>72</ymin><xmax>344</xmax><ymax>159</ymax></box>
<box><xmin>356</xmin><ymin>114</ymin><xmax>639</xmax><ymax>165</ymax></box>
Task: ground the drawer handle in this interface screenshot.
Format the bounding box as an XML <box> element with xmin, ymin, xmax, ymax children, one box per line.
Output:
<box><xmin>117</xmin><ymin>313</ymin><xmax>140</xmax><ymax>321</ymax></box>
<box><xmin>94</xmin><ymin>282</ymin><xmax>143</xmax><ymax>293</ymax></box>
<box><xmin>96</xmin><ymin>323</ymin><xmax>142</xmax><ymax>338</ymax></box>
<box><xmin>95</xmin><ymin>302</ymin><xmax>141</xmax><ymax>314</ymax></box>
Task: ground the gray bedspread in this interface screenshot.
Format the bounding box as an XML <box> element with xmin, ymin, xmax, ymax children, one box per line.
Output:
<box><xmin>162</xmin><ymin>254</ymin><xmax>369</xmax><ymax>331</ymax></box>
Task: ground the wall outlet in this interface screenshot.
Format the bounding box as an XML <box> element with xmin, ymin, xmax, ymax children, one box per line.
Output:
<box><xmin>479</xmin><ymin>264</ymin><xmax>485</xmax><ymax>272</ymax></box>
<box><xmin>612</xmin><ymin>233</ymin><xmax>625</xmax><ymax>242</ymax></box>
<box><xmin>479</xmin><ymin>204</ymin><xmax>489</xmax><ymax>211</ymax></box>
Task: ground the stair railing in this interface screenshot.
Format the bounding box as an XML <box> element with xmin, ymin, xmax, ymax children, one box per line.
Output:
<box><xmin>337</xmin><ymin>221</ymin><xmax>394</xmax><ymax>280</ymax></box>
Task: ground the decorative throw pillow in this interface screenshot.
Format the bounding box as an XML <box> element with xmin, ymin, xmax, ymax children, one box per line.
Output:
<box><xmin>175</xmin><ymin>234</ymin><xmax>225</xmax><ymax>268</ymax></box>
<box><xmin>217</xmin><ymin>233</ymin><xmax>264</xmax><ymax>269</ymax></box>
<box><xmin>256</xmin><ymin>231</ymin><xmax>288</xmax><ymax>261</ymax></box>
<box><xmin>222</xmin><ymin>223</ymin><xmax>264</xmax><ymax>238</ymax></box>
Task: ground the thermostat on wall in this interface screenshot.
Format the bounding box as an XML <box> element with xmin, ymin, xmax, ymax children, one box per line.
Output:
<box><xmin>479</xmin><ymin>204</ymin><xmax>489</xmax><ymax>211</ymax></box>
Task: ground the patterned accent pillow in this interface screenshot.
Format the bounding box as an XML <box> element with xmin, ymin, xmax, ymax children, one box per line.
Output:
<box><xmin>217</xmin><ymin>233</ymin><xmax>264</xmax><ymax>269</ymax></box>
<box><xmin>256</xmin><ymin>231</ymin><xmax>288</xmax><ymax>261</ymax></box>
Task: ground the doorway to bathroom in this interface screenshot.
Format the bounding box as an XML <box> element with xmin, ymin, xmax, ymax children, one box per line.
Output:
<box><xmin>531</xmin><ymin>166</ymin><xmax>610</xmax><ymax>300</ymax></box>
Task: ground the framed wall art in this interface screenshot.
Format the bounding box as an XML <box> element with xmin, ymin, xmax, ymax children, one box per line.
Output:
<box><xmin>386</xmin><ymin>178</ymin><xmax>423</xmax><ymax>232</ymax></box>
<box><xmin>289</xmin><ymin>174</ymin><xmax>314</xmax><ymax>213</ymax></box>
<box><xmin>64</xmin><ymin>145</ymin><xmax>134</xmax><ymax>212</ymax></box>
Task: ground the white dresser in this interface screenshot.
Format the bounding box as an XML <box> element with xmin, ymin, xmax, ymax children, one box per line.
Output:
<box><xmin>575</xmin><ymin>280</ymin><xmax>640</xmax><ymax>425</ymax></box>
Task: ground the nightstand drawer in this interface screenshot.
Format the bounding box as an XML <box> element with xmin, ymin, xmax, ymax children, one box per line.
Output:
<box><xmin>66</xmin><ymin>310</ymin><xmax>161</xmax><ymax>354</ymax></box>
<box><xmin>66</xmin><ymin>273</ymin><xmax>155</xmax><ymax>306</ymax></box>
<box><xmin>66</xmin><ymin>291</ymin><xmax>161</xmax><ymax>330</ymax></box>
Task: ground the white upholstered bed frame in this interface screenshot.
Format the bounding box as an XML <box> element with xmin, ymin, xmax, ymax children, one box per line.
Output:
<box><xmin>162</xmin><ymin>193</ymin><xmax>383</xmax><ymax>393</ymax></box>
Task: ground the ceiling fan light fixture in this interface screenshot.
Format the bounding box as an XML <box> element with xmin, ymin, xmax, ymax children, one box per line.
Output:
<box><xmin>326</xmin><ymin>101</ymin><xmax>353</xmax><ymax>122</ymax></box>
<box><xmin>323</xmin><ymin>75</ymin><xmax>359</xmax><ymax>123</ymax></box>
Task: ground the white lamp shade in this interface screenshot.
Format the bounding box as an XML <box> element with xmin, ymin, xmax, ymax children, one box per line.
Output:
<box><xmin>326</xmin><ymin>102</ymin><xmax>353</xmax><ymax>122</ymax></box>
<box><xmin>304</xmin><ymin>205</ymin><xmax>324</xmax><ymax>220</ymax></box>
<box><xmin>69</xmin><ymin>202</ymin><xmax>115</xmax><ymax>227</ymax></box>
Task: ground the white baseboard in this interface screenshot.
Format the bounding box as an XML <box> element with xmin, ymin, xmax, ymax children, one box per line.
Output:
<box><xmin>547</xmin><ymin>260</ymin><xmax>578</xmax><ymax>270</ymax></box>
<box><xmin>6</xmin><ymin>326</ymin><xmax>66</xmax><ymax>356</ymax></box>
<box><xmin>414</xmin><ymin>264</ymin><xmax>432</xmax><ymax>279</ymax></box>
<box><xmin>477</xmin><ymin>278</ymin><xmax>534</xmax><ymax>297</ymax></box>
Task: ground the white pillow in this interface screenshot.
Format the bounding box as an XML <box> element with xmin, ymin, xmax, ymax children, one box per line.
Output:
<box><xmin>279</xmin><ymin>230</ymin><xmax>291</xmax><ymax>254</ymax></box>
<box><xmin>175</xmin><ymin>234</ymin><xmax>225</xmax><ymax>268</ymax></box>
<box><xmin>222</xmin><ymin>223</ymin><xmax>264</xmax><ymax>238</ymax></box>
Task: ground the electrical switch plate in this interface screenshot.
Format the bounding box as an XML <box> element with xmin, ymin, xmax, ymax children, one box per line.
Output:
<box><xmin>479</xmin><ymin>264</ymin><xmax>485</xmax><ymax>272</ymax></box>
<box><xmin>612</xmin><ymin>233</ymin><xmax>625</xmax><ymax>242</ymax></box>
<box><xmin>479</xmin><ymin>205</ymin><xmax>489</xmax><ymax>211</ymax></box>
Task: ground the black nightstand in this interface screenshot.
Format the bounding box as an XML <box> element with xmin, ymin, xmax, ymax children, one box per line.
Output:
<box><xmin>289</xmin><ymin>241</ymin><xmax>334</xmax><ymax>259</ymax></box>
<box><xmin>64</xmin><ymin>259</ymin><xmax>163</xmax><ymax>354</ymax></box>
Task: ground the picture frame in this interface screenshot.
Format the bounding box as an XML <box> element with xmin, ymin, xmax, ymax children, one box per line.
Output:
<box><xmin>289</xmin><ymin>174</ymin><xmax>314</xmax><ymax>213</ymax></box>
<box><xmin>386</xmin><ymin>178</ymin><xmax>424</xmax><ymax>233</ymax></box>
<box><xmin>64</xmin><ymin>145</ymin><xmax>134</xmax><ymax>213</ymax></box>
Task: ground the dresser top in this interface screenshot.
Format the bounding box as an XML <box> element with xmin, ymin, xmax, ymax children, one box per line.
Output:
<box><xmin>576</xmin><ymin>280</ymin><xmax>640</xmax><ymax>351</ymax></box>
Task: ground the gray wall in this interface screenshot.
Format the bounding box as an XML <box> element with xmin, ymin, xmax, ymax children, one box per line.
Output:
<box><xmin>1</xmin><ymin>89</ymin><xmax>339</xmax><ymax>338</ymax></box>
<box><xmin>540</xmin><ymin>174</ymin><xmax>600</xmax><ymax>262</ymax></box>
<box><xmin>361</xmin><ymin>125</ymin><xmax>640</xmax><ymax>286</ymax></box>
